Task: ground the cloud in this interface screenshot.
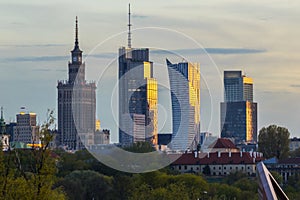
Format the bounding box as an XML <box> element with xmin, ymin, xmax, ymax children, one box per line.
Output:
<box><xmin>0</xmin><ymin>56</ymin><xmax>68</xmax><ymax>63</ymax></box>
<box><xmin>0</xmin><ymin>44</ymin><xmax>67</xmax><ymax>48</ymax></box>
<box><xmin>152</xmin><ymin>48</ymin><xmax>266</xmax><ymax>55</ymax></box>
<box><xmin>132</xmin><ymin>14</ymin><xmax>148</xmax><ymax>19</ymax></box>
<box><xmin>0</xmin><ymin>47</ymin><xmax>266</xmax><ymax>64</ymax></box>
<box><xmin>290</xmin><ymin>84</ymin><xmax>300</xmax><ymax>88</ymax></box>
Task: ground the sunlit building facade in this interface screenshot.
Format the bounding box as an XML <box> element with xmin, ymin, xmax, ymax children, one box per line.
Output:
<box><xmin>118</xmin><ymin>47</ymin><xmax>158</xmax><ymax>146</ymax></box>
<box><xmin>221</xmin><ymin>70</ymin><xmax>257</xmax><ymax>144</ymax></box>
<box><xmin>13</xmin><ymin>111</ymin><xmax>39</xmax><ymax>145</ymax></box>
<box><xmin>118</xmin><ymin>5</ymin><xmax>157</xmax><ymax>147</ymax></box>
<box><xmin>166</xmin><ymin>59</ymin><xmax>200</xmax><ymax>151</ymax></box>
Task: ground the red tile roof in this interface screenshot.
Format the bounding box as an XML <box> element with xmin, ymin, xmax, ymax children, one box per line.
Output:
<box><xmin>208</xmin><ymin>138</ymin><xmax>237</xmax><ymax>149</ymax></box>
<box><xmin>172</xmin><ymin>152</ymin><xmax>264</xmax><ymax>165</ymax></box>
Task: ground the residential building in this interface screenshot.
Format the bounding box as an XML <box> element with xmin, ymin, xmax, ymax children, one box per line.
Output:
<box><xmin>166</xmin><ymin>59</ymin><xmax>200</xmax><ymax>151</ymax></box>
<box><xmin>289</xmin><ymin>137</ymin><xmax>300</xmax><ymax>151</ymax></box>
<box><xmin>57</xmin><ymin>17</ymin><xmax>96</xmax><ymax>150</ymax></box>
<box><xmin>264</xmin><ymin>157</ymin><xmax>300</xmax><ymax>183</ymax></box>
<box><xmin>119</xmin><ymin>5</ymin><xmax>157</xmax><ymax>146</ymax></box>
<box><xmin>221</xmin><ymin>70</ymin><xmax>257</xmax><ymax>144</ymax></box>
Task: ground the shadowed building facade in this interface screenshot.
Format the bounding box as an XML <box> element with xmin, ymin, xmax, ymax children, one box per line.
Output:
<box><xmin>118</xmin><ymin>5</ymin><xmax>158</xmax><ymax>146</ymax></box>
<box><xmin>221</xmin><ymin>70</ymin><xmax>257</xmax><ymax>144</ymax></box>
<box><xmin>166</xmin><ymin>59</ymin><xmax>200</xmax><ymax>151</ymax></box>
<box><xmin>57</xmin><ymin>17</ymin><xmax>96</xmax><ymax>150</ymax></box>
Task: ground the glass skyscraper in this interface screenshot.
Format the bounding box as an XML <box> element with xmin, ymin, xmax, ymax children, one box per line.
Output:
<box><xmin>118</xmin><ymin>5</ymin><xmax>158</xmax><ymax>147</ymax></box>
<box><xmin>221</xmin><ymin>70</ymin><xmax>257</xmax><ymax>144</ymax></box>
<box><xmin>166</xmin><ymin>59</ymin><xmax>200</xmax><ymax>151</ymax></box>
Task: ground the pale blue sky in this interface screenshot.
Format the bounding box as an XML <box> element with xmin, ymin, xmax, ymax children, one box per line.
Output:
<box><xmin>0</xmin><ymin>0</ymin><xmax>300</xmax><ymax>142</ymax></box>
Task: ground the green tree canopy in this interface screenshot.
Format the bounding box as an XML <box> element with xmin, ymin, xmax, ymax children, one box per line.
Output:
<box><xmin>258</xmin><ymin>125</ymin><xmax>290</xmax><ymax>159</ymax></box>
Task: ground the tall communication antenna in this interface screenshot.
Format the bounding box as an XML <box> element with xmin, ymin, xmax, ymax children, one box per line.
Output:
<box><xmin>128</xmin><ymin>3</ymin><xmax>132</xmax><ymax>48</ymax></box>
<box><xmin>75</xmin><ymin>16</ymin><xmax>79</xmax><ymax>48</ymax></box>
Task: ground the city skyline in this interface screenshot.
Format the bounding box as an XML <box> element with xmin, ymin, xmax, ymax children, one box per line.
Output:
<box><xmin>0</xmin><ymin>1</ymin><xmax>300</xmax><ymax>141</ymax></box>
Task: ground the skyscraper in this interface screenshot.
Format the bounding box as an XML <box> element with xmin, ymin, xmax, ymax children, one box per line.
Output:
<box><xmin>118</xmin><ymin>4</ymin><xmax>158</xmax><ymax>146</ymax></box>
<box><xmin>57</xmin><ymin>17</ymin><xmax>96</xmax><ymax>150</ymax></box>
<box><xmin>221</xmin><ymin>70</ymin><xmax>257</xmax><ymax>144</ymax></box>
<box><xmin>166</xmin><ymin>59</ymin><xmax>200</xmax><ymax>151</ymax></box>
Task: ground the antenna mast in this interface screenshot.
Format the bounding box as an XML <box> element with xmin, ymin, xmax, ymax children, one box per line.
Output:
<box><xmin>128</xmin><ymin>3</ymin><xmax>132</xmax><ymax>48</ymax></box>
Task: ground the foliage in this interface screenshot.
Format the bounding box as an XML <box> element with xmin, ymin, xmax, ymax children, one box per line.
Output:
<box><xmin>270</xmin><ymin>171</ymin><xmax>283</xmax><ymax>185</ymax></box>
<box><xmin>123</xmin><ymin>141</ymin><xmax>156</xmax><ymax>153</ymax></box>
<box><xmin>0</xmin><ymin>110</ymin><xmax>66</xmax><ymax>200</ymax></box>
<box><xmin>289</xmin><ymin>147</ymin><xmax>300</xmax><ymax>158</ymax></box>
<box><xmin>56</xmin><ymin>170</ymin><xmax>113</xmax><ymax>200</ymax></box>
<box><xmin>258</xmin><ymin>125</ymin><xmax>290</xmax><ymax>159</ymax></box>
<box><xmin>202</xmin><ymin>165</ymin><xmax>211</xmax><ymax>176</ymax></box>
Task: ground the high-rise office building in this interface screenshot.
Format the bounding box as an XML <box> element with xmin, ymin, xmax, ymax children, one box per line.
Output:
<box><xmin>166</xmin><ymin>59</ymin><xmax>200</xmax><ymax>151</ymax></box>
<box><xmin>118</xmin><ymin>4</ymin><xmax>158</xmax><ymax>146</ymax></box>
<box><xmin>13</xmin><ymin>110</ymin><xmax>39</xmax><ymax>145</ymax></box>
<box><xmin>224</xmin><ymin>71</ymin><xmax>253</xmax><ymax>102</ymax></box>
<box><xmin>57</xmin><ymin>17</ymin><xmax>96</xmax><ymax>150</ymax></box>
<box><xmin>221</xmin><ymin>70</ymin><xmax>257</xmax><ymax>144</ymax></box>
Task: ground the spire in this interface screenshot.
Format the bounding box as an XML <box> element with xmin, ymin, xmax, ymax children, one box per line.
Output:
<box><xmin>128</xmin><ymin>3</ymin><xmax>132</xmax><ymax>48</ymax></box>
<box><xmin>0</xmin><ymin>107</ymin><xmax>3</xmax><ymax>120</ymax></box>
<box><xmin>0</xmin><ymin>106</ymin><xmax>5</xmax><ymax>135</ymax></box>
<box><xmin>75</xmin><ymin>16</ymin><xmax>79</xmax><ymax>49</ymax></box>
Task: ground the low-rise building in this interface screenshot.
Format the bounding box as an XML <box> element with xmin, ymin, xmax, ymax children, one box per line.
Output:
<box><xmin>207</xmin><ymin>138</ymin><xmax>239</xmax><ymax>153</ymax></box>
<box><xmin>171</xmin><ymin>151</ymin><xmax>264</xmax><ymax>176</ymax></box>
<box><xmin>289</xmin><ymin>137</ymin><xmax>300</xmax><ymax>151</ymax></box>
<box><xmin>94</xmin><ymin>129</ymin><xmax>110</xmax><ymax>145</ymax></box>
<box><xmin>264</xmin><ymin>157</ymin><xmax>300</xmax><ymax>182</ymax></box>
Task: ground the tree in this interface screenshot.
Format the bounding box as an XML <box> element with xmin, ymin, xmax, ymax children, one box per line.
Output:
<box><xmin>123</xmin><ymin>141</ymin><xmax>155</xmax><ymax>153</ymax></box>
<box><xmin>56</xmin><ymin>170</ymin><xmax>114</xmax><ymax>200</ymax></box>
<box><xmin>0</xmin><ymin>110</ymin><xmax>66</xmax><ymax>200</ymax></box>
<box><xmin>202</xmin><ymin>165</ymin><xmax>211</xmax><ymax>176</ymax></box>
<box><xmin>258</xmin><ymin>125</ymin><xmax>290</xmax><ymax>159</ymax></box>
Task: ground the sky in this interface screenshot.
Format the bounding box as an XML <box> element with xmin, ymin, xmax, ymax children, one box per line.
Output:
<box><xmin>0</xmin><ymin>0</ymin><xmax>300</xmax><ymax>142</ymax></box>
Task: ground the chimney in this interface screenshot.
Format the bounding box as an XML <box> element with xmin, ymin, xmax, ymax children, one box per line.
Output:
<box><xmin>250</xmin><ymin>151</ymin><xmax>252</xmax><ymax>157</ymax></box>
<box><xmin>218</xmin><ymin>151</ymin><xmax>221</xmax><ymax>158</ymax></box>
<box><xmin>229</xmin><ymin>151</ymin><xmax>232</xmax><ymax>158</ymax></box>
<box><xmin>240</xmin><ymin>151</ymin><xmax>243</xmax><ymax>157</ymax></box>
<box><xmin>254</xmin><ymin>152</ymin><xmax>257</xmax><ymax>158</ymax></box>
<box><xmin>194</xmin><ymin>151</ymin><xmax>198</xmax><ymax>158</ymax></box>
<box><xmin>207</xmin><ymin>152</ymin><xmax>210</xmax><ymax>158</ymax></box>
